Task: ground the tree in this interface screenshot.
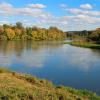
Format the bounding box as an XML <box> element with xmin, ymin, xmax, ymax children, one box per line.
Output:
<box><xmin>26</xmin><ymin>27</ymin><xmax>33</xmax><ymax>36</ymax></box>
<box><xmin>31</xmin><ymin>31</ymin><xmax>38</xmax><ymax>40</ymax></box>
<box><xmin>88</xmin><ymin>29</ymin><xmax>100</xmax><ymax>43</ymax></box>
<box><xmin>47</xmin><ymin>27</ymin><xmax>66</xmax><ymax>40</ymax></box>
<box><xmin>5</xmin><ymin>28</ymin><xmax>15</xmax><ymax>40</ymax></box>
<box><xmin>15</xmin><ymin>28</ymin><xmax>22</xmax><ymax>36</ymax></box>
<box><xmin>3</xmin><ymin>24</ymin><xmax>11</xmax><ymax>29</ymax></box>
<box><xmin>0</xmin><ymin>24</ymin><xmax>66</xmax><ymax>40</ymax></box>
<box><xmin>0</xmin><ymin>26</ymin><xmax>4</xmax><ymax>34</ymax></box>
<box><xmin>16</xmin><ymin>22</ymin><xmax>23</xmax><ymax>29</ymax></box>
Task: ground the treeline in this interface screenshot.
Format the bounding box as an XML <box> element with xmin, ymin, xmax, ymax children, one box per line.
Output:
<box><xmin>66</xmin><ymin>30</ymin><xmax>91</xmax><ymax>38</ymax></box>
<box><xmin>66</xmin><ymin>28</ymin><xmax>100</xmax><ymax>44</ymax></box>
<box><xmin>0</xmin><ymin>22</ymin><xmax>66</xmax><ymax>40</ymax></box>
<box><xmin>88</xmin><ymin>28</ymin><xmax>100</xmax><ymax>44</ymax></box>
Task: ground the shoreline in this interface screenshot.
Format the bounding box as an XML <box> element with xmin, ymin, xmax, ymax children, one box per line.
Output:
<box><xmin>0</xmin><ymin>68</ymin><xmax>100</xmax><ymax>100</ymax></box>
<box><xmin>64</xmin><ymin>41</ymin><xmax>100</xmax><ymax>49</ymax></box>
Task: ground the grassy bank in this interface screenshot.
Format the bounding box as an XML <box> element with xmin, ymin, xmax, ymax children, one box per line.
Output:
<box><xmin>0</xmin><ymin>68</ymin><xmax>100</xmax><ymax>100</ymax></box>
<box><xmin>64</xmin><ymin>41</ymin><xmax>100</xmax><ymax>49</ymax></box>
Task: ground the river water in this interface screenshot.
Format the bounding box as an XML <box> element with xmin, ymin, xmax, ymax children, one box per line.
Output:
<box><xmin>0</xmin><ymin>41</ymin><xmax>100</xmax><ymax>95</ymax></box>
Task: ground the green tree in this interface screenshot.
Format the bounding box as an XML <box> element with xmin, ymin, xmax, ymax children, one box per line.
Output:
<box><xmin>88</xmin><ymin>29</ymin><xmax>100</xmax><ymax>43</ymax></box>
<box><xmin>16</xmin><ymin>22</ymin><xmax>23</xmax><ymax>29</ymax></box>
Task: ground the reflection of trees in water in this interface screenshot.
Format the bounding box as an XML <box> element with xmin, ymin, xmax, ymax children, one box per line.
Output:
<box><xmin>0</xmin><ymin>41</ymin><xmax>62</xmax><ymax>56</ymax></box>
<box><xmin>0</xmin><ymin>41</ymin><xmax>25</xmax><ymax>57</ymax></box>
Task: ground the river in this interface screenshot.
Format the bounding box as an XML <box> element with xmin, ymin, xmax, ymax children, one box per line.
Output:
<box><xmin>0</xmin><ymin>41</ymin><xmax>100</xmax><ymax>95</ymax></box>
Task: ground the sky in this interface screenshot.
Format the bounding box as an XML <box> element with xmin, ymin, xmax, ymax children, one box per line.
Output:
<box><xmin>0</xmin><ymin>0</ymin><xmax>100</xmax><ymax>31</ymax></box>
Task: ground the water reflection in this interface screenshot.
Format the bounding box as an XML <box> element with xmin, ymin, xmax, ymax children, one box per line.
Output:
<box><xmin>62</xmin><ymin>45</ymin><xmax>100</xmax><ymax>72</ymax></box>
<box><xmin>0</xmin><ymin>41</ymin><xmax>62</xmax><ymax>67</ymax></box>
<box><xmin>0</xmin><ymin>41</ymin><xmax>100</xmax><ymax>94</ymax></box>
<box><xmin>0</xmin><ymin>41</ymin><xmax>62</xmax><ymax>55</ymax></box>
<box><xmin>0</xmin><ymin>41</ymin><xmax>100</xmax><ymax>70</ymax></box>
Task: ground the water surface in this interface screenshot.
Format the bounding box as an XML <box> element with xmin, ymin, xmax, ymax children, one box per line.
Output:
<box><xmin>0</xmin><ymin>41</ymin><xmax>100</xmax><ymax>94</ymax></box>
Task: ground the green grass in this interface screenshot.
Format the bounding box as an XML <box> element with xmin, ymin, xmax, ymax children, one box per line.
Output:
<box><xmin>0</xmin><ymin>68</ymin><xmax>100</xmax><ymax>100</ymax></box>
<box><xmin>64</xmin><ymin>41</ymin><xmax>100</xmax><ymax>49</ymax></box>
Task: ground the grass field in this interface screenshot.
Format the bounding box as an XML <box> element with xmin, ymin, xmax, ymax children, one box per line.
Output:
<box><xmin>0</xmin><ymin>68</ymin><xmax>100</xmax><ymax>100</ymax></box>
<box><xmin>64</xmin><ymin>41</ymin><xmax>100</xmax><ymax>49</ymax></box>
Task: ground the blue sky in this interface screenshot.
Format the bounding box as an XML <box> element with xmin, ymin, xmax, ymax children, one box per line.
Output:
<box><xmin>0</xmin><ymin>0</ymin><xmax>100</xmax><ymax>31</ymax></box>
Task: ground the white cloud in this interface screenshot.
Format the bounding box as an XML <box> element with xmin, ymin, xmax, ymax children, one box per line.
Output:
<box><xmin>67</xmin><ymin>8</ymin><xmax>100</xmax><ymax>16</ymax></box>
<box><xmin>80</xmin><ymin>4</ymin><xmax>93</xmax><ymax>9</ymax></box>
<box><xmin>0</xmin><ymin>2</ymin><xmax>49</xmax><ymax>18</ymax></box>
<box><xmin>27</xmin><ymin>4</ymin><xmax>46</xmax><ymax>9</ymax></box>
<box><xmin>0</xmin><ymin>2</ymin><xmax>100</xmax><ymax>31</ymax></box>
<box><xmin>0</xmin><ymin>2</ymin><xmax>68</xmax><ymax>30</ymax></box>
<box><xmin>0</xmin><ymin>20</ymin><xmax>10</xmax><ymax>25</ymax></box>
<box><xmin>75</xmin><ymin>15</ymin><xmax>100</xmax><ymax>23</ymax></box>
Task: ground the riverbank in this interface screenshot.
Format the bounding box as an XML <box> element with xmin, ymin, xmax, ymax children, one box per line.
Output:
<box><xmin>0</xmin><ymin>68</ymin><xmax>99</xmax><ymax>100</ymax></box>
<box><xmin>64</xmin><ymin>41</ymin><xmax>100</xmax><ymax>49</ymax></box>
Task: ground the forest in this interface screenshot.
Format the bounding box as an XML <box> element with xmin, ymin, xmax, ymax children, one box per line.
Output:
<box><xmin>0</xmin><ymin>22</ymin><xmax>66</xmax><ymax>41</ymax></box>
<box><xmin>67</xmin><ymin>28</ymin><xmax>100</xmax><ymax>44</ymax></box>
<box><xmin>65</xmin><ymin>28</ymin><xmax>100</xmax><ymax>49</ymax></box>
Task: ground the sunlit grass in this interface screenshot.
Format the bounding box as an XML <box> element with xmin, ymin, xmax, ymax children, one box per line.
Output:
<box><xmin>64</xmin><ymin>41</ymin><xmax>100</xmax><ymax>49</ymax></box>
<box><xmin>0</xmin><ymin>68</ymin><xmax>100</xmax><ymax>100</ymax></box>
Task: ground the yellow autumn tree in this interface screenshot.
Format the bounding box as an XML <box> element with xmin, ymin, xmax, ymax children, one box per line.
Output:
<box><xmin>15</xmin><ymin>28</ymin><xmax>22</xmax><ymax>36</ymax></box>
<box><xmin>31</xmin><ymin>31</ymin><xmax>38</xmax><ymax>40</ymax></box>
<box><xmin>5</xmin><ymin>28</ymin><xmax>15</xmax><ymax>40</ymax></box>
<box><xmin>0</xmin><ymin>26</ymin><xmax>4</xmax><ymax>34</ymax></box>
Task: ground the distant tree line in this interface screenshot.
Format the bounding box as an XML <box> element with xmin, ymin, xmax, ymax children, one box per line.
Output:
<box><xmin>66</xmin><ymin>28</ymin><xmax>100</xmax><ymax>44</ymax></box>
<box><xmin>66</xmin><ymin>30</ymin><xmax>92</xmax><ymax>38</ymax></box>
<box><xmin>88</xmin><ymin>28</ymin><xmax>100</xmax><ymax>44</ymax></box>
<box><xmin>0</xmin><ymin>22</ymin><xmax>66</xmax><ymax>40</ymax></box>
